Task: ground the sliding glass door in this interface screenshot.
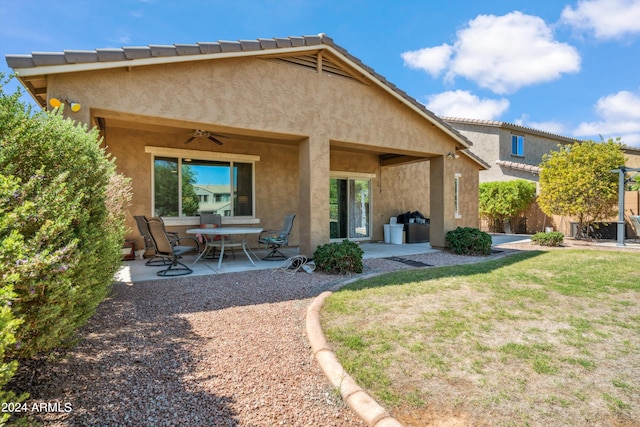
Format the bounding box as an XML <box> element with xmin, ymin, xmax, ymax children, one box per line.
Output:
<box><xmin>329</xmin><ymin>178</ymin><xmax>371</xmax><ymax>240</ymax></box>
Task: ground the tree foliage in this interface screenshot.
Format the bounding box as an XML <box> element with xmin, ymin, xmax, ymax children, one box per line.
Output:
<box><xmin>479</xmin><ymin>180</ymin><xmax>537</xmax><ymax>226</ymax></box>
<box><xmin>0</xmin><ymin>73</ymin><xmax>131</xmax><ymax>381</ymax></box>
<box><xmin>537</xmin><ymin>139</ymin><xmax>625</xmax><ymax>238</ymax></box>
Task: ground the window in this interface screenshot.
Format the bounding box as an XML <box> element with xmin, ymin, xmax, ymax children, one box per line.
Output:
<box><xmin>147</xmin><ymin>147</ymin><xmax>258</xmax><ymax>218</ymax></box>
<box><xmin>511</xmin><ymin>135</ymin><xmax>524</xmax><ymax>156</ymax></box>
<box><xmin>454</xmin><ymin>173</ymin><xmax>462</xmax><ymax>219</ymax></box>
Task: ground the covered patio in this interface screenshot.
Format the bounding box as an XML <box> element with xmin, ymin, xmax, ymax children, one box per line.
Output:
<box><xmin>8</xmin><ymin>34</ymin><xmax>489</xmax><ymax>256</ymax></box>
<box><xmin>116</xmin><ymin>241</ymin><xmax>437</xmax><ymax>283</ymax></box>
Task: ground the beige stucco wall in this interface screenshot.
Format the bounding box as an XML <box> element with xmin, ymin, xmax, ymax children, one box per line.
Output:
<box><xmin>107</xmin><ymin>126</ymin><xmax>302</xmax><ymax>250</ymax></box>
<box><xmin>48</xmin><ymin>53</ymin><xmax>480</xmax><ymax>253</ymax></box>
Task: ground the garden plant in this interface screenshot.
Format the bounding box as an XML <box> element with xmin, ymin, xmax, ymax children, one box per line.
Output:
<box><xmin>0</xmin><ymin>75</ymin><xmax>131</xmax><ymax>417</ymax></box>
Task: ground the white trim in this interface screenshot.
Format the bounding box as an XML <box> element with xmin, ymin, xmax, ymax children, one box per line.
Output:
<box><xmin>330</xmin><ymin>170</ymin><xmax>376</xmax><ymax>179</ymax></box>
<box><xmin>145</xmin><ymin>146</ymin><xmax>260</xmax><ymax>162</ymax></box>
<box><xmin>162</xmin><ymin>217</ymin><xmax>260</xmax><ymax>226</ymax></box>
<box><xmin>454</xmin><ymin>174</ymin><xmax>462</xmax><ymax>219</ymax></box>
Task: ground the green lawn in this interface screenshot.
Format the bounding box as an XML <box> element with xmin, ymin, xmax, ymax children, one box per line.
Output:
<box><xmin>322</xmin><ymin>250</ymin><xmax>640</xmax><ymax>426</ymax></box>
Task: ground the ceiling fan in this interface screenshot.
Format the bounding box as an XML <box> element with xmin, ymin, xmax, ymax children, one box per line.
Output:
<box><xmin>184</xmin><ymin>129</ymin><xmax>226</xmax><ymax>145</ymax></box>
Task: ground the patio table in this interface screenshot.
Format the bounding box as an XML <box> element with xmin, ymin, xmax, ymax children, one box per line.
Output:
<box><xmin>187</xmin><ymin>227</ymin><xmax>263</xmax><ymax>270</ymax></box>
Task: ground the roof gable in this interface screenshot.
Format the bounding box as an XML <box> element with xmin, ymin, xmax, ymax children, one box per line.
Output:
<box><xmin>7</xmin><ymin>34</ymin><xmax>492</xmax><ymax>168</ymax></box>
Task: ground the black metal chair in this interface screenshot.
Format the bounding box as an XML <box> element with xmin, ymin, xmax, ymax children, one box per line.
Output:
<box><xmin>134</xmin><ymin>215</ymin><xmax>169</xmax><ymax>266</ymax></box>
<box><xmin>146</xmin><ymin>217</ymin><xmax>196</xmax><ymax>276</ymax></box>
<box><xmin>134</xmin><ymin>215</ymin><xmax>199</xmax><ymax>266</ymax></box>
<box><xmin>258</xmin><ymin>213</ymin><xmax>296</xmax><ymax>260</ymax></box>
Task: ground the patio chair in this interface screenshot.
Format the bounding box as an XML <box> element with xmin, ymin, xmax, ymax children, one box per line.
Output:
<box><xmin>146</xmin><ymin>217</ymin><xmax>195</xmax><ymax>276</ymax></box>
<box><xmin>134</xmin><ymin>215</ymin><xmax>199</xmax><ymax>265</ymax></box>
<box><xmin>134</xmin><ymin>215</ymin><xmax>170</xmax><ymax>266</ymax></box>
<box><xmin>199</xmin><ymin>214</ymin><xmax>235</xmax><ymax>260</ymax></box>
<box><xmin>258</xmin><ymin>213</ymin><xmax>296</xmax><ymax>260</ymax></box>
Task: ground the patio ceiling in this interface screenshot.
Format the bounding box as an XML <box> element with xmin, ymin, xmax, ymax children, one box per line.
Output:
<box><xmin>330</xmin><ymin>139</ymin><xmax>443</xmax><ymax>167</ymax></box>
<box><xmin>92</xmin><ymin>110</ymin><xmax>306</xmax><ymax>146</ymax></box>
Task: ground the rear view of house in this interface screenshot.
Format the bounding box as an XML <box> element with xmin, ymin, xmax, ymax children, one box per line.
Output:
<box><xmin>7</xmin><ymin>34</ymin><xmax>488</xmax><ymax>254</ymax></box>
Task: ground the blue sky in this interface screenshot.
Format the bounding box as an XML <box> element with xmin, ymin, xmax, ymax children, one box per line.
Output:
<box><xmin>2</xmin><ymin>0</ymin><xmax>640</xmax><ymax>147</ymax></box>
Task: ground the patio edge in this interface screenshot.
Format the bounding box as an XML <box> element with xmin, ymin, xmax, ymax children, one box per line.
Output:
<box><xmin>306</xmin><ymin>274</ymin><xmax>404</xmax><ymax>427</ymax></box>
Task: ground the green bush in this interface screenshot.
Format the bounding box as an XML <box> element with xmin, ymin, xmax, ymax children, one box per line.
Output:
<box><xmin>0</xmin><ymin>75</ymin><xmax>131</xmax><ymax>368</ymax></box>
<box><xmin>479</xmin><ymin>180</ymin><xmax>537</xmax><ymax>231</ymax></box>
<box><xmin>445</xmin><ymin>227</ymin><xmax>492</xmax><ymax>256</ymax></box>
<box><xmin>313</xmin><ymin>240</ymin><xmax>364</xmax><ymax>274</ymax></box>
<box><xmin>531</xmin><ymin>231</ymin><xmax>564</xmax><ymax>247</ymax></box>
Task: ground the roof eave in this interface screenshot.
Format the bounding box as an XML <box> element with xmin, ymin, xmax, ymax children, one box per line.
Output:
<box><xmin>9</xmin><ymin>38</ymin><xmax>473</xmax><ymax>152</ymax></box>
<box><xmin>9</xmin><ymin>44</ymin><xmax>327</xmax><ymax>78</ymax></box>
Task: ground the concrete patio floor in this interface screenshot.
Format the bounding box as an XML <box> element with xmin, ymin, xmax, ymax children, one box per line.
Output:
<box><xmin>116</xmin><ymin>241</ymin><xmax>441</xmax><ymax>283</ymax></box>
<box><xmin>115</xmin><ymin>234</ymin><xmax>544</xmax><ymax>283</ymax></box>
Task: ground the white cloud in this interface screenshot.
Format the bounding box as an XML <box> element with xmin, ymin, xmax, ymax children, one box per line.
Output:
<box><xmin>401</xmin><ymin>44</ymin><xmax>452</xmax><ymax>77</ymax></box>
<box><xmin>402</xmin><ymin>11</ymin><xmax>581</xmax><ymax>94</ymax></box>
<box><xmin>426</xmin><ymin>90</ymin><xmax>509</xmax><ymax>120</ymax></box>
<box><xmin>561</xmin><ymin>0</ymin><xmax>640</xmax><ymax>39</ymax></box>
<box><xmin>573</xmin><ymin>90</ymin><xmax>640</xmax><ymax>147</ymax></box>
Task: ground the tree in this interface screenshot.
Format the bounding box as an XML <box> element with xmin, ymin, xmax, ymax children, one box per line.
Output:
<box><xmin>537</xmin><ymin>139</ymin><xmax>625</xmax><ymax>239</ymax></box>
<box><xmin>479</xmin><ymin>180</ymin><xmax>537</xmax><ymax>232</ymax></box>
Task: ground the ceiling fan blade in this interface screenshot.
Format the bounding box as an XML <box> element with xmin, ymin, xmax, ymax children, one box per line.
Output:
<box><xmin>185</xmin><ymin>136</ymin><xmax>196</xmax><ymax>144</ymax></box>
<box><xmin>208</xmin><ymin>135</ymin><xmax>224</xmax><ymax>145</ymax></box>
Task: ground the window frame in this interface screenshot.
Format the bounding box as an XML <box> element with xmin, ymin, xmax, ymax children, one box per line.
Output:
<box><xmin>511</xmin><ymin>134</ymin><xmax>525</xmax><ymax>157</ymax></box>
<box><xmin>454</xmin><ymin>173</ymin><xmax>462</xmax><ymax>219</ymax></box>
<box><xmin>145</xmin><ymin>146</ymin><xmax>260</xmax><ymax>225</ymax></box>
<box><xmin>329</xmin><ymin>171</ymin><xmax>375</xmax><ymax>242</ymax></box>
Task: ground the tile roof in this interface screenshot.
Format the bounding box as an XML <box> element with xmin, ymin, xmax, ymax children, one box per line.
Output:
<box><xmin>441</xmin><ymin>116</ymin><xmax>578</xmax><ymax>143</ymax></box>
<box><xmin>495</xmin><ymin>160</ymin><xmax>541</xmax><ymax>174</ymax></box>
<box><xmin>6</xmin><ymin>35</ymin><xmax>329</xmax><ymax>69</ymax></box>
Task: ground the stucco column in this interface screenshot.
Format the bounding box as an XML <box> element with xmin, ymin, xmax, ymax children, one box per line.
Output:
<box><xmin>429</xmin><ymin>155</ymin><xmax>456</xmax><ymax>248</ymax></box>
<box><xmin>298</xmin><ymin>135</ymin><xmax>330</xmax><ymax>255</ymax></box>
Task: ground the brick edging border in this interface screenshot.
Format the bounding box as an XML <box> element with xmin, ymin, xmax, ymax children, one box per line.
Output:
<box><xmin>306</xmin><ymin>273</ymin><xmax>403</xmax><ymax>427</ymax></box>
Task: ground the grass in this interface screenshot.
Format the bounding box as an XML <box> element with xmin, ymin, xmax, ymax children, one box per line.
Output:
<box><xmin>321</xmin><ymin>249</ymin><xmax>640</xmax><ymax>426</ymax></box>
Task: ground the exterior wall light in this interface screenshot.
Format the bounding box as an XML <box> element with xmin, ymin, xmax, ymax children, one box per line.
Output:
<box><xmin>49</xmin><ymin>97</ymin><xmax>62</xmax><ymax>108</ymax></box>
<box><xmin>48</xmin><ymin>97</ymin><xmax>81</xmax><ymax>112</ymax></box>
<box><xmin>446</xmin><ymin>152</ymin><xmax>459</xmax><ymax>159</ymax></box>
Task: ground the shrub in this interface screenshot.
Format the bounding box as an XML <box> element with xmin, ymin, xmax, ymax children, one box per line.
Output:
<box><xmin>531</xmin><ymin>231</ymin><xmax>564</xmax><ymax>247</ymax></box>
<box><xmin>445</xmin><ymin>227</ymin><xmax>492</xmax><ymax>256</ymax></box>
<box><xmin>0</xmin><ymin>74</ymin><xmax>131</xmax><ymax>368</ymax></box>
<box><xmin>313</xmin><ymin>240</ymin><xmax>364</xmax><ymax>274</ymax></box>
<box><xmin>479</xmin><ymin>180</ymin><xmax>537</xmax><ymax>231</ymax></box>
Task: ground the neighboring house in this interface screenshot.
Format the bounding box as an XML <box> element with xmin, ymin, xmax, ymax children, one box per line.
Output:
<box><xmin>443</xmin><ymin>117</ymin><xmax>640</xmax><ymax>237</ymax></box>
<box><xmin>194</xmin><ymin>184</ymin><xmax>231</xmax><ymax>216</ymax></box>
<box><xmin>442</xmin><ymin>117</ymin><xmax>576</xmax><ymax>184</ymax></box>
<box><xmin>7</xmin><ymin>34</ymin><xmax>488</xmax><ymax>254</ymax></box>
<box><xmin>442</xmin><ymin>117</ymin><xmax>576</xmax><ymax>234</ymax></box>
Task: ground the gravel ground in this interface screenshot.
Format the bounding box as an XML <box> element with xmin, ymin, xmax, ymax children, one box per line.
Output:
<box><xmin>11</xmin><ymin>240</ymin><xmax>622</xmax><ymax>426</ymax></box>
